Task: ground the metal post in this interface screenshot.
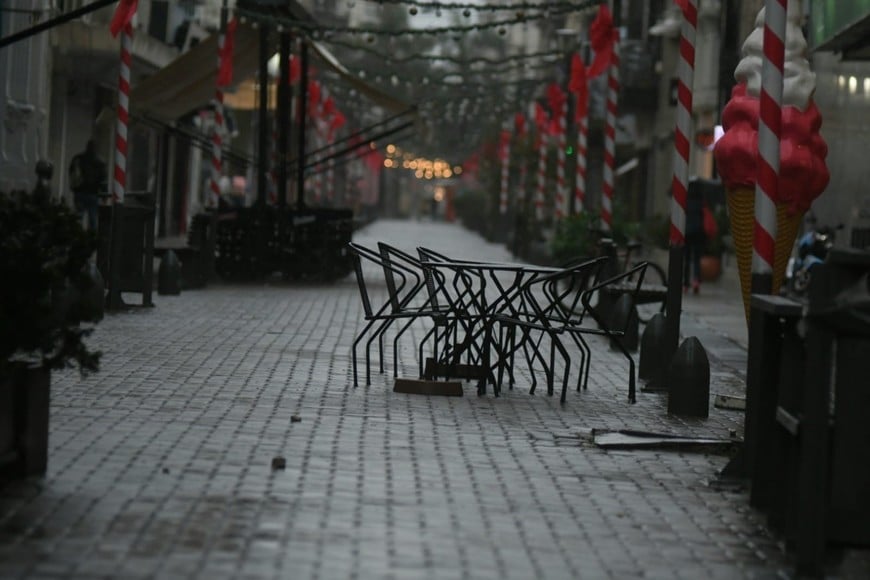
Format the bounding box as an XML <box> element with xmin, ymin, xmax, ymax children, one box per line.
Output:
<box><xmin>662</xmin><ymin>0</ymin><xmax>697</xmax><ymax>378</ymax></box>
<box><xmin>296</xmin><ymin>40</ymin><xmax>309</xmax><ymax>209</ymax></box>
<box><xmin>256</xmin><ymin>25</ymin><xmax>270</xmax><ymax>208</ymax></box>
<box><xmin>277</xmin><ymin>31</ymin><xmax>292</xmax><ymax>208</ymax></box>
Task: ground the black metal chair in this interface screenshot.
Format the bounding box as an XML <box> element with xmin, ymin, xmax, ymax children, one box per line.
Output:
<box><xmin>348</xmin><ymin>242</ymin><xmax>448</xmax><ymax>387</ymax></box>
<box><xmin>490</xmin><ymin>257</ymin><xmax>608</xmax><ymax>403</ymax></box>
<box><xmin>562</xmin><ymin>261</ymin><xmax>649</xmax><ymax>403</ymax></box>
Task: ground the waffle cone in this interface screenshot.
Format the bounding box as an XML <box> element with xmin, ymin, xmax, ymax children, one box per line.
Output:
<box><xmin>726</xmin><ymin>188</ymin><xmax>804</xmax><ymax>323</ymax></box>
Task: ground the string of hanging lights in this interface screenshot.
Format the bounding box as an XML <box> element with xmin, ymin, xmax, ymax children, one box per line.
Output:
<box><xmin>357</xmin><ymin>0</ymin><xmax>600</xmax><ymax>13</ymax></box>
<box><xmin>237</xmin><ymin>1</ymin><xmax>593</xmax><ymax>38</ymax></box>
<box><xmin>313</xmin><ymin>40</ymin><xmax>568</xmax><ymax>67</ymax></box>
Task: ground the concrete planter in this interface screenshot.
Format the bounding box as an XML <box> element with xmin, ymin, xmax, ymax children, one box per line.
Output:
<box><xmin>0</xmin><ymin>365</ymin><xmax>50</xmax><ymax>478</ymax></box>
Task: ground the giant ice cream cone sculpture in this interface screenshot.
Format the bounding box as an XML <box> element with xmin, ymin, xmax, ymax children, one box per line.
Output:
<box><xmin>713</xmin><ymin>0</ymin><xmax>829</xmax><ymax>322</ymax></box>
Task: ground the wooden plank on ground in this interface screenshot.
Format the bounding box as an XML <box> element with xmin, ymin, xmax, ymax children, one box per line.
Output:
<box><xmin>394</xmin><ymin>379</ymin><xmax>464</xmax><ymax>397</ymax></box>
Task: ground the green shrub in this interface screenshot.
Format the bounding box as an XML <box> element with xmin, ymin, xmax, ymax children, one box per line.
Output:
<box><xmin>0</xmin><ymin>190</ymin><xmax>101</xmax><ymax>377</ymax></box>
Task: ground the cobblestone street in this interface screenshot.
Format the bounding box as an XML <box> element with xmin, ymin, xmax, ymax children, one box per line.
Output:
<box><xmin>1</xmin><ymin>219</ymin><xmax>867</xmax><ymax>579</ymax></box>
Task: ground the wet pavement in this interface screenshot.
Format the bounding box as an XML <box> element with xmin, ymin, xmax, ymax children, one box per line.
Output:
<box><xmin>1</xmin><ymin>219</ymin><xmax>867</xmax><ymax>579</ymax></box>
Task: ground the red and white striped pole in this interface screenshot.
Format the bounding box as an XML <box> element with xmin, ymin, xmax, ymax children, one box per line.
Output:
<box><xmin>209</xmin><ymin>12</ymin><xmax>227</xmax><ymax>208</ymax></box>
<box><xmin>113</xmin><ymin>23</ymin><xmax>132</xmax><ymax>204</ymax></box>
<box><xmin>753</xmin><ymin>0</ymin><xmax>786</xmax><ymax>292</ymax></box>
<box><xmin>601</xmin><ymin>41</ymin><xmax>619</xmax><ymax>231</ymax></box>
<box><xmin>535</xmin><ymin>131</ymin><xmax>547</xmax><ymax>221</ymax></box>
<box><xmin>670</xmin><ymin>0</ymin><xmax>697</xmax><ymax>246</ymax></box>
<box><xmin>499</xmin><ymin>126</ymin><xmax>511</xmax><ymax>215</ymax></box>
<box><xmin>661</xmin><ymin>0</ymin><xmax>698</xmax><ymax>372</ymax></box>
<box><xmin>554</xmin><ymin>99</ymin><xmax>567</xmax><ymax>221</ymax></box>
<box><xmin>575</xmin><ymin>105</ymin><xmax>587</xmax><ymax>214</ymax></box>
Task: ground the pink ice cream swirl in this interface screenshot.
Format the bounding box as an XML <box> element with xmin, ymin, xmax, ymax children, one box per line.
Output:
<box><xmin>714</xmin><ymin>84</ymin><xmax>830</xmax><ymax>215</ymax></box>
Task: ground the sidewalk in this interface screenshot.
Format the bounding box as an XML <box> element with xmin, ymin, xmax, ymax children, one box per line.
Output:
<box><xmin>1</xmin><ymin>219</ymin><xmax>866</xmax><ymax>579</ymax></box>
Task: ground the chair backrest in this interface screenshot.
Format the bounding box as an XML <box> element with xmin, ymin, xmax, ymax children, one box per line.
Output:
<box><xmin>416</xmin><ymin>247</ymin><xmax>486</xmax><ymax>316</ymax></box>
<box><xmin>523</xmin><ymin>257</ymin><xmax>608</xmax><ymax>325</ymax></box>
<box><xmin>348</xmin><ymin>242</ymin><xmax>376</xmax><ymax>318</ymax></box>
<box><xmin>348</xmin><ymin>242</ymin><xmax>414</xmax><ymax>318</ymax></box>
<box><xmin>582</xmin><ymin>261</ymin><xmax>648</xmax><ymax>334</ymax></box>
<box><xmin>378</xmin><ymin>242</ymin><xmax>425</xmax><ymax>312</ymax></box>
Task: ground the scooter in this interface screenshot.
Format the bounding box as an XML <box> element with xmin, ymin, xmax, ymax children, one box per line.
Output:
<box><xmin>785</xmin><ymin>223</ymin><xmax>843</xmax><ymax>296</ymax></box>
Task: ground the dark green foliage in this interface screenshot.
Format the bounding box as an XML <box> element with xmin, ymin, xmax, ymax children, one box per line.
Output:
<box><xmin>551</xmin><ymin>202</ymin><xmax>642</xmax><ymax>265</ymax></box>
<box><xmin>453</xmin><ymin>190</ymin><xmax>490</xmax><ymax>236</ymax></box>
<box><xmin>551</xmin><ymin>211</ymin><xmax>599</xmax><ymax>265</ymax></box>
<box><xmin>0</xmin><ymin>190</ymin><xmax>101</xmax><ymax>377</ymax></box>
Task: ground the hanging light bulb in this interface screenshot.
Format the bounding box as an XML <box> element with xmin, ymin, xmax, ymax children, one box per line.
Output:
<box><xmin>409</xmin><ymin>7</ymin><xmax>417</xmax><ymax>16</ymax></box>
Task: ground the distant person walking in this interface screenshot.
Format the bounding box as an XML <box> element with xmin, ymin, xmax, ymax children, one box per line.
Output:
<box><xmin>684</xmin><ymin>186</ymin><xmax>706</xmax><ymax>294</ymax></box>
<box><xmin>69</xmin><ymin>140</ymin><xmax>106</xmax><ymax>231</ymax></box>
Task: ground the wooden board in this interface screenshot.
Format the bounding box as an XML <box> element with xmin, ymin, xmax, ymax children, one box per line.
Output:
<box><xmin>394</xmin><ymin>379</ymin><xmax>464</xmax><ymax>397</ymax></box>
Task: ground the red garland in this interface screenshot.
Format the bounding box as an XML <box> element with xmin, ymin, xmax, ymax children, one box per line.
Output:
<box><xmin>587</xmin><ymin>5</ymin><xmax>618</xmax><ymax>79</ymax></box>
<box><xmin>217</xmin><ymin>17</ymin><xmax>237</xmax><ymax>87</ymax></box>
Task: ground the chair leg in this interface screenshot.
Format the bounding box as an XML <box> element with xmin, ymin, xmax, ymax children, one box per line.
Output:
<box><xmin>419</xmin><ymin>325</ymin><xmax>438</xmax><ymax>379</ymax></box>
<box><xmin>554</xmin><ymin>337</ymin><xmax>571</xmax><ymax>404</ymax></box>
<box><xmin>353</xmin><ymin>319</ymin><xmax>377</xmax><ymax>388</ymax></box>
<box><xmin>548</xmin><ymin>339</ymin><xmax>556</xmax><ymax>396</ymax></box>
<box><xmin>611</xmin><ymin>338</ymin><xmax>638</xmax><ymax>404</ymax></box>
<box><xmin>394</xmin><ymin>317</ymin><xmax>416</xmax><ymax>377</ymax></box>
<box><xmin>522</xmin><ymin>337</ymin><xmax>537</xmax><ymax>395</ymax></box>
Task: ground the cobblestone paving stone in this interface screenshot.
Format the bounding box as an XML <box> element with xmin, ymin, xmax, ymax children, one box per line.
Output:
<box><xmin>1</xmin><ymin>219</ymin><xmax>867</xmax><ymax>579</ymax></box>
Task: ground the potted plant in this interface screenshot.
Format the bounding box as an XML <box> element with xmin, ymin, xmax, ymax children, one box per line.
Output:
<box><xmin>0</xmin><ymin>188</ymin><xmax>102</xmax><ymax>478</ymax></box>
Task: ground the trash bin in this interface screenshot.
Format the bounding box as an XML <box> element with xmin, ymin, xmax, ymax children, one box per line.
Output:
<box><xmin>96</xmin><ymin>192</ymin><xmax>156</xmax><ymax>309</ymax></box>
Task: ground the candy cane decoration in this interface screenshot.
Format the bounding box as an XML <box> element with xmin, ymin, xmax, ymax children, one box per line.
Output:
<box><xmin>670</xmin><ymin>0</ymin><xmax>697</xmax><ymax>245</ymax></box>
<box><xmin>601</xmin><ymin>41</ymin><xmax>619</xmax><ymax>231</ymax></box>
<box><xmin>753</xmin><ymin>0</ymin><xmax>786</xmax><ymax>278</ymax></box>
<box><xmin>554</xmin><ymin>99</ymin><xmax>567</xmax><ymax>221</ymax></box>
<box><xmin>499</xmin><ymin>126</ymin><xmax>511</xmax><ymax>214</ymax></box>
<box><xmin>575</xmin><ymin>110</ymin><xmax>587</xmax><ymax>214</ymax></box>
<box><xmin>210</xmin><ymin>21</ymin><xmax>228</xmax><ymax>208</ymax></box>
<box><xmin>535</xmin><ymin>131</ymin><xmax>547</xmax><ymax>221</ymax></box>
<box><xmin>112</xmin><ymin>24</ymin><xmax>132</xmax><ymax>203</ymax></box>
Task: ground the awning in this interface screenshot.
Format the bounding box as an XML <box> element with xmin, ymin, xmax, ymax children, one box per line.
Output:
<box><xmin>811</xmin><ymin>3</ymin><xmax>870</xmax><ymax>60</ymax></box>
<box><xmin>310</xmin><ymin>40</ymin><xmax>414</xmax><ymax>115</ymax></box>
<box><xmin>130</xmin><ymin>21</ymin><xmax>263</xmax><ymax>122</ymax></box>
<box><xmin>814</xmin><ymin>14</ymin><xmax>870</xmax><ymax>60</ymax></box>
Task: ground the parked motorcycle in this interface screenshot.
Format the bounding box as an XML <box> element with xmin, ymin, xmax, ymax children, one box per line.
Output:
<box><xmin>785</xmin><ymin>223</ymin><xmax>844</xmax><ymax>296</ymax></box>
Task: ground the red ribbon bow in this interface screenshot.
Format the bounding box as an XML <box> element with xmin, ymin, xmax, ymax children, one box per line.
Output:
<box><xmin>514</xmin><ymin>112</ymin><xmax>526</xmax><ymax>136</ymax></box>
<box><xmin>217</xmin><ymin>17</ymin><xmax>237</xmax><ymax>87</ymax></box>
<box><xmin>534</xmin><ymin>103</ymin><xmax>549</xmax><ymax>131</ymax></box>
<box><xmin>546</xmin><ymin>83</ymin><xmax>566</xmax><ymax>119</ymax></box>
<box><xmin>587</xmin><ymin>5</ymin><xmax>618</xmax><ymax>79</ymax></box>
<box><xmin>569</xmin><ymin>53</ymin><xmax>589</xmax><ymax>122</ymax></box>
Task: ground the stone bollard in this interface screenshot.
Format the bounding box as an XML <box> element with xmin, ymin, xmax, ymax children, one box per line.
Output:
<box><xmin>609</xmin><ymin>294</ymin><xmax>639</xmax><ymax>352</ymax></box>
<box><xmin>158</xmin><ymin>249</ymin><xmax>182</xmax><ymax>295</ymax></box>
<box><xmin>638</xmin><ymin>312</ymin><xmax>666</xmax><ymax>381</ymax></box>
<box><xmin>667</xmin><ymin>336</ymin><xmax>710</xmax><ymax>418</ymax></box>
